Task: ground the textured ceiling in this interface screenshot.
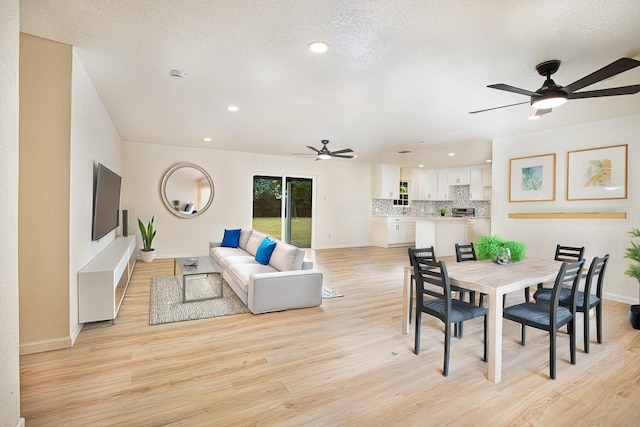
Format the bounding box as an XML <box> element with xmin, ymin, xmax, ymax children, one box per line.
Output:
<box><xmin>20</xmin><ymin>0</ymin><xmax>640</xmax><ymax>168</ymax></box>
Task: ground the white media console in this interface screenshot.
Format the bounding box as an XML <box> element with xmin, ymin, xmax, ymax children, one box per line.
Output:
<box><xmin>78</xmin><ymin>236</ymin><xmax>137</xmax><ymax>323</ymax></box>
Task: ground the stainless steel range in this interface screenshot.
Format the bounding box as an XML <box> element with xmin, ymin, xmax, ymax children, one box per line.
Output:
<box><xmin>451</xmin><ymin>207</ymin><xmax>475</xmax><ymax>217</ymax></box>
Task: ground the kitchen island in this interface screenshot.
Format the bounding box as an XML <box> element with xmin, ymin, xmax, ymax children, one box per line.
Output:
<box><xmin>415</xmin><ymin>217</ymin><xmax>468</xmax><ymax>257</ymax></box>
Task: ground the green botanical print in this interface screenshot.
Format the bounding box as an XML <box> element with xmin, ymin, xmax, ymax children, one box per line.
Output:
<box><xmin>521</xmin><ymin>165</ymin><xmax>543</xmax><ymax>191</ymax></box>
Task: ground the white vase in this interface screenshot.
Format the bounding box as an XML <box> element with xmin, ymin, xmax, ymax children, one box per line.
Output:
<box><xmin>140</xmin><ymin>249</ymin><xmax>156</xmax><ymax>263</ymax></box>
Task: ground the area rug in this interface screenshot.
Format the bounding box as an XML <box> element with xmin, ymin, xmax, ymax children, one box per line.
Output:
<box><xmin>149</xmin><ymin>275</ymin><xmax>250</xmax><ymax>325</ymax></box>
<box><xmin>322</xmin><ymin>286</ymin><xmax>343</xmax><ymax>299</ymax></box>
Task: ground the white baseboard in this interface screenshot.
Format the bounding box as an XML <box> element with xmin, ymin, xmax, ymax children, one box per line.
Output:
<box><xmin>312</xmin><ymin>242</ymin><xmax>372</xmax><ymax>250</ymax></box>
<box><xmin>15</xmin><ymin>417</ymin><xmax>25</xmax><ymax>427</ymax></box>
<box><xmin>20</xmin><ymin>336</ymin><xmax>72</xmax><ymax>355</ymax></box>
<box><xmin>70</xmin><ymin>322</ymin><xmax>83</xmax><ymax>345</ymax></box>
<box><xmin>603</xmin><ymin>292</ymin><xmax>637</xmax><ymax>305</ymax></box>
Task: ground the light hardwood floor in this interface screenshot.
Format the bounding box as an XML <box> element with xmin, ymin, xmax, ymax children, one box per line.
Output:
<box><xmin>20</xmin><ymin>246</ymin><xmax>640</xmax><ymax>426</ymax></box>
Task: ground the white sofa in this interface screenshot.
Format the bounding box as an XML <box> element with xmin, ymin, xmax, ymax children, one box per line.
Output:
<box><xmin>209</xmin><ymin>228</ymin><xmax>323</xmax><ymax>314</ymax></box>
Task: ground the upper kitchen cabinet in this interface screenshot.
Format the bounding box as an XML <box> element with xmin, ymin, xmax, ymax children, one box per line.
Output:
<box><xmin>470</xmin><ymin>166</ymin><xmax>492</xmax><ymax>200</ymax></box>
<box><xmin>437</xmin><ymin>170</ymin><xmax>452</xmax><ymax>200</ymax></box>
<box><xmin>419</xmin><ymin>170</ymin><xmax>438</xmax><ymax>200</ymax></box>
<box><xmin>373</xmin><ymin>164</ymin><xmax>401</xmax><ymax>199</ymax></box>
<box><xmin>447</xmin><ymin>167</ymin><xmax>470</xmax><ymax>186</ymax></box>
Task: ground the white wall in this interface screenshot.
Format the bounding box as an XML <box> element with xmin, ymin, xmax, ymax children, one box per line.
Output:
<box><xmin>69</xmin><ymin>50</ymin><xmax>123</xmax><ymax>337</ymax></box>
<box><xmin>122</xmin><ymin>142</ymin><xmax>374</xmax><ymax>256</ymax></box>
<box><xmin>492</xmin><ymin>114</ymin><xmax>640</xmax><ymax>303</ymax></box>
<box><xmin>0</xmin><ymin>0</ymin><xmax>23</xmax><ymax>424</ymax></box>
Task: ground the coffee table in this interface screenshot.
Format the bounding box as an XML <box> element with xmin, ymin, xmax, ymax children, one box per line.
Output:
<box><xmin>174</xmin><ymin>256</ymin><xmax>223</xmax><ymax>303</ymax></box>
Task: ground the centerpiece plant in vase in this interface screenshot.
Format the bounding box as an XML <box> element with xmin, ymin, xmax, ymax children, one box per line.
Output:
<box><xmin>138</xmin><ymin>215</ymin><xmax>157</xmax><ymax>263</ymax></box>
<box><xmin>624</xmin><ymin>228</ymin><xmax>640</xmax><ymax>329</ymax></box>
<box><xmin>475</xmin><ymin>235</ymin><xmax>527</xmax><ymax>264</ymax></box>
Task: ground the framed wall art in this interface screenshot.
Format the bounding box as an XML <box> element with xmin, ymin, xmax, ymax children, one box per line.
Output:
<box><xmin>567</xmin><ymin>144</ymin><xmax>628</xmax><ymax>200</ymax></box>
<box><xmin>509</xmin><ymin>153</ymin><xmax>556</xmax><ymax>202</ymax></box>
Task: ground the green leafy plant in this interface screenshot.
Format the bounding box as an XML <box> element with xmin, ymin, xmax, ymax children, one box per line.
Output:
<box><xmin>437</xmin><ymin>207</ymin><xmax>447</xmax><ymax>215</ymax></box>
<box><xmin>624</xmin><ymin>228</ymin><xmax>640</xmax><ymax>303</ymax></box>
<box><xmin>475</xmin><ymin>235</ymin><xmax>527</xmax><ymax>262</ymax></box>
<box><xmin>138</xmin><ymin>216</ymin><xmax>156</xmax><ymax>252</ymax></box>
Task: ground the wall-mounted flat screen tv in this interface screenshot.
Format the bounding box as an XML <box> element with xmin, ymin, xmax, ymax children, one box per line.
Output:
<box><xmin>92</xmin><ymin>163</ymin><xmax>122</xmax><ymax>241</ymax></box>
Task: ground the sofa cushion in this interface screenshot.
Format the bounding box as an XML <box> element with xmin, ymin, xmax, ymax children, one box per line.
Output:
<box><xmin>217</xmin><ymin>255</ymin><xmax>258</xmax><ymax>270</ymax></box>
<box><xmin>228</xmin><ymin>263</ymin><xmax>277</xmax><ymax>293</ymax></box>
<box><xmin>221</xmin><ymin>228</ymin><xmax>241</xmax><ymax>248</ymax></box>
<box><xmin>255</xmin><ymin>237</ymin><xmax>277</xmax><ymax>265</ymax></box>
<box><xmin>210</xmin><ymin>246</ymin><xmax>249</xmax><ymax>266</ymax></box>
<box><xmin>239</xmin><ymin>228</ymin><xmax>253</xmax><ymax>250</ymax></box>
<box><xmin>245</xmin><ymin>231</ymin><xmax>267</xmax><ymax>256</ymax></box>
<box><xmin>269</xmin><ymin>242</ymin><xmax>304</xmax><ymax>271</ymax></box>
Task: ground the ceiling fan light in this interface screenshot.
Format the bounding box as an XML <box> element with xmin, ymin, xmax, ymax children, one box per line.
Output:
<box><xmin>531</xmin><ymin>94</ymin><xmax>567</xmax><ymax>110</ymax></box>
<box><xmin>318</xmin><ymin>153</ymin><xmax>331</xmax><ymax>160</ymax></box>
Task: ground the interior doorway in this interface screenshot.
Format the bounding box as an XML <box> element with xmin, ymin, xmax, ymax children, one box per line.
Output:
<box><xmin>252</xmin><ymin>175</ymin><xmax>313</xmax><ymax>248</ymax></box>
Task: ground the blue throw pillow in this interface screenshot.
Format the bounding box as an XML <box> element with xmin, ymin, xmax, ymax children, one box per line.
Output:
<box><xmin>255</xmin><ymin>237</ymin><xmax>277</xmax><ymax>265</ymax></box>
<box><xmin>221</xmin><ymin>228</ymin><xmax>241</xmax><ymax>248</ymax></box>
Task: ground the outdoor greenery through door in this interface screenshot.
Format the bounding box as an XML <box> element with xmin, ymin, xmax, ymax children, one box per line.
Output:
<box><xmin>252</xmin><ymin>176</ymin><xmax>312</xmax><ymax>248</ymax></box>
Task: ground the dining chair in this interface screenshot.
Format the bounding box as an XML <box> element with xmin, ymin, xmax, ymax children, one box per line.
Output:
<box><xmin>409</xmin><ymin>249</ymin><xmax>488</xmax><ymax>376</ymax></box>
<box><xmin>409</xmin><ymin>246</ymin><xmax>474</xmax><ymax>338</ymax></box>
<box><xmin>503</xmin><ymin>259</ymin><xmax>585</xmax><ymax>379</ymax></box>
<box><xmin>524</xmin><ymin>244</ymin><xmax>585</xmax><ymax>302</ymax></box>
<box><xmin>454</xmin><ymin>243</ymin><xmax>486</xmax><ymax>307</ymax></box>
<box><xmin>533</xmin><ymin>254</ymin><xmax>609</xmax><ymax>353</ymax></box>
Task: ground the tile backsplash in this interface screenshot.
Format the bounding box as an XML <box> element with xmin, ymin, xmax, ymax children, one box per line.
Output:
<box><xmin>372</xmin><ymin>185</ymin><xmax>490</xmax><ymax>217</ymax></box>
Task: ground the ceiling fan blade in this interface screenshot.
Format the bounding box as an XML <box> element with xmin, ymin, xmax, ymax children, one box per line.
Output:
<box><xmin>306</xmin><ymin>145</ymin><xmax>321</xmax><ymax>154</ymax></box>
<box><xmin>330</xmin><ymin>154</ymin><xmax>354</xmax><ymax>159</ymax></box>
<box><xmin>331</xmin><ymin>148</ymin><xmax>354</xmax><ymax>155</ymax></box>
<box><xmin>469</xmin><ymin>101</ymin><xmax>529</xmax><ymax>114</ymax></box>
<box><xmin>564</xmin><ymin>58</ymin><xmax>640</xmax><ymax>93</ymax></box>
<box><xmin>488</xmin><ymin>83</ymin><xmax>538</xmax><ymax>97</ymax></box>
<box><xmin>568</xmin><ymin>84</ymin><xmax>640</xmax><ymax>99</ymax></box>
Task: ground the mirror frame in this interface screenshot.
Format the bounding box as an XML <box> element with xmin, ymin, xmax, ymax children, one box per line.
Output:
<box><xmin>160</xmin><ymin>162</ymin><xmax>214</xmax><ymax>219</ymax></box>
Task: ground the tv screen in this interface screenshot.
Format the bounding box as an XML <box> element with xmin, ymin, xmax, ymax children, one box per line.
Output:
<box><xmin>92</xmin><ymin>163</ymin><xmax>122</xmax><ymax>241</ymax></box>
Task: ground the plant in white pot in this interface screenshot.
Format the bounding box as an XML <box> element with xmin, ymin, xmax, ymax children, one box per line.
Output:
<box><xmin>624</xmin><ymin>228</ymin><xmax>640</xmax><ymax>329</ymax></box>
<box><xmin>138</xmin><ymin>216</ymin><xmax>157</xmax><ymax>263</ymax></box>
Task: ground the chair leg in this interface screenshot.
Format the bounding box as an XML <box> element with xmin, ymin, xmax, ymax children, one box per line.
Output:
<box><xmin>479</xmin><ymin>293</ymin><xmax>485</xmax><ymax>307</ymax></box>
<box><xmin>520</xmin><ymin>324</ymin><xmax>526</xmax><ymax>346</ymax></box>
<box><xmin>570</xmin><ymin>320</ymin><xmax>576</xmax><ymax>365</ymax></box>
<box><xmin>524</xmin><ymin>286</ymin><xmax>530</xmax><ymax>302</ymax></box>
<box><xmin>483</xmin><ymin>315</ymin><xmax>488</xmax><ymax>362</ymax></box>
<box><xmin>443</xmin><ymin>321</ymin><xmax>451</xmax><ymax>376</ymax></box>
<box><xmin>583</xmin><ymin>309</ymin><xmax>590</xmax><ymax>354</ymax></box>
<box><xmin>409</xmin><ymin>281</ymin><xmax>413</xmax><ymax>325</ymax></box>
<box><xmin>414</xmin><ymin>311</ymin><xmax>421</xmax><ymax>355</ymax></box>
<box><xmin>457</xmin><ymin>322</ymin><xmax>464</xmax><ymax>339</ymax></box>
<box><xmin>550</xmin><ymin>328</ymin><xmax>557</xmax><ymax>379</ymax></box>
<box><xmin>596</xmin><ymin>303</ymin><xmax>603</xmax><ymax>344</ymax></box>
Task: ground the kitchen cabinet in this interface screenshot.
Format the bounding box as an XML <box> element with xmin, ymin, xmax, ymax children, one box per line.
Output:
<box><xmin>482</xmin><ymin>166</ymin><xmax>492</xmax><ymax>186</ymax></box>
<box><xmin>373</xmin><ymin>164</ymin><xmax>401</xmax><ymax>199</ymax></box>
<box><xmin>373</xmin><ymin>217</ymin><xmax>416</xmax><ymax>248</ymax></box>
<box><xmin>470</xmin><ymin>166</ymin><xmax>492</xmax><ymax>200</ymax></box>
<box><xmin>437</xmin><ymin>170</ymin><xmax>452</xmax><ymax>200</ymax></box>
<box><xmin>448</xmin><ymin>167</ymin><xmax>470</xmax><ymax>186</ymax></box>
<box><xmin>419</xmin><ymin>170</ymin><xmax>438</xmax><ymax>200</ymax></box>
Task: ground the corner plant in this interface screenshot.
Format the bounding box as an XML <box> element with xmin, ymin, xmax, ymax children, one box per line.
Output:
<box><xmin>475</xmin><ymin>234</ymin><xmax>527</xmax><ymax>262</ymax></box>
<box><xmin>624</xmin><ymin>228</ymin><xmax>640</xmax><ymax>303</ymax></box>
<box><xmin>138</xmin><ymin>216</ymin><xmax>156</xmax><ymax>252</ymax></box>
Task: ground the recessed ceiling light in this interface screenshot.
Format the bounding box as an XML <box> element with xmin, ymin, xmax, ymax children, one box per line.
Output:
<box><xmin>227</xmin><ymin>105</ymin><xmax>239</xmax><ymax>112</ymax></box>
<box><xmin>203</xmin><ymin>137</ymin><xmax>212</xmax><ymax>142</ymax></box>
<box><xmin>308</xmin><ymin>41</ymin><xmax>329</xmax><ymax>53</ymax></box>
<box><xmin>448</xmin><ymin>153</ymin><xmax>455</xmax><ymax>157</ymax></box>
<box><xmin>486</xmin><ymin>159</ymin><xmax>492</xmax><ymax>163</ymax></box>
<box><xmin>418</xmin><ymin>164</ymin><xmax>424</xmax><ymax>168</ymax></box>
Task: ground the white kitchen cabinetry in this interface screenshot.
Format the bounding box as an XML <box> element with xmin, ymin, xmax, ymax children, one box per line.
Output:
<box><xmin>437</xmin><ymin>170</ymin><xmax>452</xmax><ymax>200</ymax></box>
<box><xmin>373</xmin><ymin>217</ymin><xmax>416</xmax><ymax>248</ymax></box>
<box><xmin>448</xmin><ymin>167</ymin><xmax>470</xmax><ymax>186</ymax></box>
<box><xmin>415</xmin><ymin>218</ymin><xmax>467</xmax><ymax>257</ymax></box>
<box><xmin>419</xmin><ymin>170</ymin><xmax>438</xmax><ymax>200</ymax></box>
<box><xmin>78</xmin><ymin>236</ymin><xmax>136</xmax><ymax>323</ymax></box>
<box><xmin>482</xmin><ymin>166</ymin><xmax>492</xmax><ymax>186</ymax></box>
<box><xmin>373</xmin><ymin>164</ymin><xmax>401</xmax><ymax>199</ymax></box>
<box><xmin>467</xmin><ymin>218</ymin><xmax>491</xmax><ymax>243</ymax></box>
<box><xmin>470</xmin><ymin>166</ymin><xmax>492</xmax><ymax>200</ymax></box>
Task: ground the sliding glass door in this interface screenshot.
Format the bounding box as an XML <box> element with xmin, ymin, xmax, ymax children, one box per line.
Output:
<box><xmin>252</xmin><ymin>175</ymin><xmax>313</xmax><ymax>248</ymax></box>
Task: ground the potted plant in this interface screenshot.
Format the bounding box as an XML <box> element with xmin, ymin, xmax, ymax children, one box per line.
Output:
<box><xmin>138</xmin><ymin>215</ymin><xmax>157</xmax><ymax>263</ymax></box>
<box><xmin>475</xmin><ymin>235</ymin><xmax>527</xmax><ymax>263</ymax></box>
<box><xmin>437</xmin><ymin>207</ymin><xmax>447</xmax><ymax>216</ymax></box>
<box><xmin>624</xmin><ymin>228</ymin><xmax>640</xmax><ymax>329</ymax></box>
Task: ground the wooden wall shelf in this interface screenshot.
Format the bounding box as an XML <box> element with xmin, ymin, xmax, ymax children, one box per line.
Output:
<box><xmin>508</xmin><ymin>212</ymin><xmax>627</xmax><ymax>220</ymax></box>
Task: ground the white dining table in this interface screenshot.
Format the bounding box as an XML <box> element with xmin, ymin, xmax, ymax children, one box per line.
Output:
<box><xmin>402</xmin><ymin>257</ymin><xmax>561</xmax><ymax>383</ymax></box>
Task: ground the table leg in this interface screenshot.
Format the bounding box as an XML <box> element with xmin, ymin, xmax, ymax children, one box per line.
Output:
<box><xmin>487</xmin><ymin>290</ymin><xmax>503</xmax><ymax>383</ymax></box>
<box><xmin>402</xmin><ymin>266</ymin><xmax>411</xmax><ymax>335</ymax></box>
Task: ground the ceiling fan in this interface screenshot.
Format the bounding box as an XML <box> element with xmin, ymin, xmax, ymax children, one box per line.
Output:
<box><xmin>469</xmin><ymin>57</ymin><xmax>640</xmax><ymax>116</ymax></box>
<box><xmin>306</xmin><ymin>139</ymin><xmax>354</xmax><ymax>160</ymax></box>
